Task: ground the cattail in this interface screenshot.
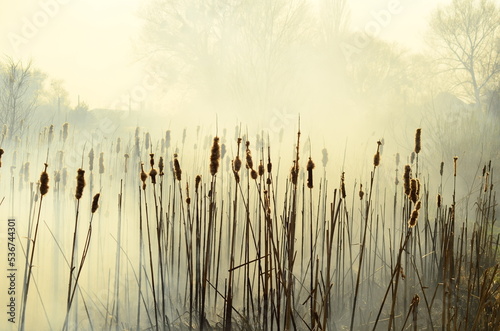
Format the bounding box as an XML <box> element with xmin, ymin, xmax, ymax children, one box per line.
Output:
<box><xmin>210</xmin><ymin>137</ymin><xmax>220</xmax><ymax>176</ymax></box>
<box><xmin>186</xmin><ymin>182</ymin><xmax>191</xmax><ymax>204</ymax></box>
<box><xmin>359</xmin><ymin>184</ymin><xmax>364</xmax><ymax>200</ymax></box>
<box><xmin>340</xmin><ymin>172</ymin><xmax>346</xmax><ymax>199</ymax></box>
<box><xmin>266</xmin><ymin>177</ymin><xmax>271</xmax><ymax>185</ymax></box>
<box><xmin>149</xmin><ymin>168</ymin><xmax>157</xmax><ymax>184</ymax></box>
<box><xmin>267</xmin><ymin>152</ymin><xmax>272</xmax><ymax>174</ymax></box>
<box><xmin>404</xmin><ymin>165</ymin><xmax>411</xmax><ymax>196</ymax></box>
<box><xmin>75</xmin><ymin>168</ymin><xmax>85</xmax><ymax>199</ymax></box>
<box><xmin>484</xmin><ymin>172</ymin><xmax>489</xmax><ymax>192</ymax></box>
<box><xmin>116</xmin><ymin>137</ymin><xmax>121</xmax><ymax>154</ymax></box>
<box><xmin>140</xmin><ymin>163</ymin><xmax>147</xmax><ymax>190</ymax></box>
<box><xmin>437</xmin><ymin>194</ymin><xmax>442</xmax><ymax>208</ymax></box>
<box><xmin>373</xmin><ymin>140</ymin><xmax>382</xmax><ymax>167</ymax></box>
<box><xmin>135</xmin><ymin>136</ymin><xmax>140</xmax><ymax>158</ymax></box>
<box><xmin>245</xmin><ymin>141</ymin><xmax>253</xmax><ymax>169</ymax></box>
<box><xmin>88</xmin><ymin>148</ymin><xmax>94</xmax><ymax>171</ymax></box>
<box><xmin>0</xmin><ymin>148</ymin><xmax>3</xmax><ymax>167</ymax></box>
<box><xmin>221</xmin><ymin>143</ymin><xmax>226</xmax><ymax>160</ymax></box>
<box><xmin>234</xmin><ymin>156</ymin><xmax>242</xmax><ymax>172</ymax></box>
<box><xmin>414</xmin><ymin>128</ymin><xmax>421</xmax><ymax>154</ymax></box>
<box><xmin>48</xmin><ymin>125</ymin><xmax>54</xmax><ymax>144</ymax></box>
<box><xmin>258</xmin><ymin>160</ymin><xmax>264</xmax><ymax>177</ymax></box>
<box><xmin>149</xmin><ymin>153</ymin><xmax>155</xmax><ymax>168</ymax></box>
<box><xmin>99</xmin><ymin>152</ymin><xmax>104</xmax><ymax>174</ymax></box>
<box><xmin>410</xmin><ymin>152</ymin><xmax>415</xmax><ymax>164</ymax></box>
<box><xmin>159</xmin><ymin>157</ymin><xmax>164</xmax><ymax>176</ymax></box>
<box><xmin>250</xmin><ymin>169</ymin><xmax>258</xmax><ymax>180</ymax></box>
<box><xmin>91</xmin><ymin>193</ymin><xmax>100</xmax><ymax>213</ymax></box>
<box><xmin>62</xmin><ymin>123</ymin><xmax>69</xmax><ymax>142</ymax></box>
<box><xmin>24</xmin><ymin>162</ymin><xmax>30</xmax><ymax>183</ymax></box>
<box><xmin>145</xmin><ymin>132</ymin><xmax>150</xmax><ymax>150</ymax></box>
<box><xmin>322</xmin><ymin>148</ymin><xmax>328</xmax><ymax>168</ymax></box>
<box><xmin>195</xmin><ymin>175</ymin><xmax>201</xmax><ymax>193</ymax></box>
<box><xmin>415</xmin><ymin>200</ymin><xmax>421</xmax><ymax>211</ymax></box>
<box><xmin>173</xmin><ymin>154</ymin><xmax>182</xmax><ymax>181</ymax></box>
<box><xmin>453</xmin><ymin>156</ymin><xmax>458</xmax><ymax>176</ymax></box>
<box><xmin>54</xmin><ymin>170</ymin><xmax>61</xmax><ymax>184</ymax></box>
<box><xmin>306</xmin><ymin>157</ymin><xmax>315</xmax><ymax>189</ymax></box>
<box><xmin>290</xmin><ymin>161</ymin><xmax>298</xmax><ymax>185</ymax></box>
<box><xmin>440</xmin><ymin>161</ymin><xmax>444</xmax><ymax>176</ymax></box>
<box><xmin>408</xmin><ymin>209</ymin><xmax>419</xmax><ymax>228</ymax></box>
<box><xmin>124</xmin><ymin>154</ymin><xmax>130</xmax><ymax>173</ymax></box>
<box><xmin>410</xmin><ymin>178</ymin><xmax>419</xmax><ymax>203</ymax></box>
<box><xmin>40</xmin><ymin>163</ymin><xmax>49</xmax><ymax>196</ymax></box>
<box><xmin>165</xmin><ymin>130</ymin><xmax>171</xmax><ymax>149</ymax></box>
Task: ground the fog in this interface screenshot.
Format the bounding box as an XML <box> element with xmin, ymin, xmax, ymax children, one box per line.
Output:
<box><xmin>0</xmin><ymin>0</ymin><xmax>499</xmax><ymax>330</ymax></box>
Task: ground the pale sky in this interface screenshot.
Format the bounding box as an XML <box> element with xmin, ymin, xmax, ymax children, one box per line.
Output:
<box><xmin>0</xmin><ymin>0</ymin><xmax>455</xmax><ymax>110</ymax></box>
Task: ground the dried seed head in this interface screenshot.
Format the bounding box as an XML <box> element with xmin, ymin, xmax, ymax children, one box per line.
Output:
<box><xmin>453</xmin><ymin>156</ymin><xmax>458</xmax><ymax>177</ymax></box>
<box><xmin>267</xmin><ymin>150</ymin><xmax>272</xmax><ymax>173</ymax></box>
<box><xmin>140</xmin><ymin>163</ymin><xmax>148</xmax><ymax>190</ymax></box>
<box><xmin>374</xmin><ymin>141</ymin><xmax>381</xmax><ymax>167</ymax></box>
<box><xmin>234</xmin><ymin>156</ymin><xmax>242</xmax><ymax>172</ymax></box>
<box><xmin>173</xmin><ymin>155</ymin><xmax>182</xmax><ymax>181</ymax></box>
<box><xmin>99</xmin><ymin>152</ymin><xmax>105</xmax><ymax>174</ymax></box>
<box><xmin>251</xmin><ymin>169</ymin><xmax>258</xmax><ymax>180</ymax></box>
<box><xmin>40</xmin><ymin>163</ymin><xmax>49</xmax><ymax>196</ymax></box>
<box><xmin>149</xmin><ymin>153</ymin><xmax>155</xmax><ymax>168</ymax></box>
<box><xmin>210</xmin><ymin>137</ymin><xmax>220</xmax><ymax>176</ymax></box>
<box><xmin>124</xmin><ymin>153</ymin><xmax>130</xmax><ymax>174</ymax></box>
<box><xmin>159</xmin><ymin>157</ymin><xmax>164</xmax><ymax>176</ymax></box>
<box><xmin>359</xmin><ymin>184</ymin><xmax>364</xmax><ymax>200</ymax></box>
<box><xmin>290</xmin><ymin>161</ymin><xmax>298</xmax><ymax>185</ymax></box>
<box><xmin>116</xmin><ymin>137</ymin><xmax>121</xmax><ymax>154</ymax></box>
<box><xmin>266</xmin><ymin>177</ymin><xmax>271</xmax><ymax>185</ymax></box>
<box><xmin>410</xmin><ymin>152</ymin><xmax>415</xmax><ymax>164</ymax></box>
<box><xmin>341</xmin><ymin>172</ymin><xmax>346</xmax><ymax>199</ymax></box>
<box><xmin>408</xmin><ymin>209</ymin><xmax>419</xmax><ymax>228</ymax></box>
<box><xmin>440</xmin><ymin>161</ymin><xmax>444</xmax><ymax>176</ymax></box>
<box><xmin>307</xmin><ymin>157</ymin><xmax>315</xmax><ymax>189</ymax></box>
<box><xmin>89</xmin><ymin>148</ymin><xmax>94</xmax><ymax>171</ymax></box>
<box><xmin>415</xmin><ymin>200</ymin><xmax>421</xmax><ymax>211</ymax></box>
<box><xmin>410</xmin><ymin>179</ymin><xmax>419</xmax><ymax>203</ymax></box>
<box><xmin>149</xmin><ymin>168</ymin><xmax>157</xmax><ymax>184</ymax></box>
<box><xmin>75</xmin><ymin>168</ymin><xmax>86</xmax><ymax>199</ymax></box>
<box><xmin>403</xmin><ymin>165</ymin><xmax>411</xmax><ymax>196</ymax></box>
<box><xmin>0</xmin><ymin>148</ymin><xmax>4</xmax><ymax>167</ymax></box>
<box><xmin>414</xmin><ymin>128</ymin><xmax>421</xmax><ymax>154</ymax></box>
<box><xmin>186</xmin><ymin>182</ymin><xmax>191</xmax><ymax>204</ymax></box>
<box><xmin>195</xmin><ymin>175</ymin><xmax>201</xmax><ymax>193</ymax></box>
<box><xmin>221</xmin><ymin>143</ymin><xmax>226</xmax><ymax>160</ymax></box>
<box><xmin>246</xmin><ymin>143</ymin><xmax>253</xmax><ymax>170</ymax></box>
<box><xmin>91</xmin><ymin>193</ymin><xmax>100</xmax><ymax>213</ymax></box>
<box><xmin>437</xmin><ymin>194</ymin><xmax>442</xmax><ymax>208</ymax></box>
<box><xmin>484</xmin><ymin>172</ymin><xmax>489</xmax><ymax>192</ymax></box>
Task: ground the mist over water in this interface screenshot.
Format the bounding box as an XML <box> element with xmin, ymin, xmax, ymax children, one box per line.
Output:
<box><xmin>0</xmin><ymin>0</ymin><xmax>499</xmax><ymax>330</ymax></box>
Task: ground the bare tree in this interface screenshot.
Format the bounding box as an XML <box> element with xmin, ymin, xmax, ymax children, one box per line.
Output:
<box><xmin>0</xmin><ymin>58</ymin><xmax>42</xmax><ymax>138</ymax></box>
<box><xmin>428</xmin><ymin>0</ymin><xmax>500</xmax><ymax>108</ymax></box>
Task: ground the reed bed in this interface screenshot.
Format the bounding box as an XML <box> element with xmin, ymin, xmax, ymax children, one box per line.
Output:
<box><xmin>0</xmin><ymin>123</ymin><xmax>498</xmax><ymax>331</ymax></box>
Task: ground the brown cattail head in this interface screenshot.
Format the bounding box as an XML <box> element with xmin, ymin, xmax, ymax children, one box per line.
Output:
<box><xmin>186</xmin><ymin>182</ymin><xmax>191</xmax><ymax>204</ymax></box>
<box><xmin>75</xmin><ymin>168</ymin><xmax>85</xmax><ymax>199</ymax></box>
<box><xmin>440</xmin><ymin>161</ymin><xmax>444</xmax><ymax>176</ymax></box>
<box><xmin>414</xmin><ymin>128</ymin><xmax>421</xmax><ymax>154</ymax></box>
<box><xmin>245</xmin><ymin>142</ymin><xmax>253</xmax><ymax>169</ymax></box>
<box><xmin>453</xmin><ymin>156</ymin><xmax>458</xmax><ymax>176</ymax></box>
<box><xmin>91</xmin><ymin>193</ymin><xmax>100</xmax><ymax>213</ymax></box>
<box><xmin>40</xmin><ymin>163</ymin><xmax>49</xmax><ymax>196</ymax></box>
<box><xmin>149</xmin><ymin>168</ymin><xmax>157</xmax><ymax>184</ymax></box>
<box><xmin>307</xmin><ymin>157</ymin><xmax>315</xmax><ymax>189</ymax></box>
<box><xmin>173</xmin><ymin>154</ymin><xmax>182</xmax><ymax>181</ymax></box>
<box><xmin>88</xmin><ymin>148</ymin><xmax>95</xmax><ymax>171</ymax></box>
<box><xmin>210</xmin><ymin>137</ymin><xmax>220</xmax><ymax>176</ymax></box>
<box><xmin>374</xmin><ymin>141</ymin><xmax>382</xmax><ymax>167</ymax></box>
<box><xmin>415</xmin><ymin>200</ymin><xmax>421</xmax><ymax>211</ymax></box>
<box><xmin>408</xmin><ymin>209</ymin><xmax>419</xmax><ymax>228</ymax></box>
<box><xmin>140</xmin><ymin>163</ymin><xmax>148</xmax><ymax>190</ymax></box>
<box><xmin>290</xmin><ymin>161</ymin><xmax>298</xmax><ymax>185</ymax></box>
<box><xmin>0</xmin><ymin>148</ymin><xmax>3</xmax><ymax>167</ymax></box>
<box><xmin>149</xmin><ymin>153</ymin><xmax>155</xmax><ymax>168</ymax></box>
<box><xmin>340</xmin><ymin>172</ymin><xmax>346</xmax><ymax>199</ymax></box>
<box><xmin>195</xmin><ymin>175</ymin><xmax>201</xmax><ymax>193</ymax></box>
<box><xmin>124</xmin><ymin>153</ymin><xmax>129</xmax><ymax>173</ymax></box>
<box><xmin>359</xmin><ymin>184</ymin><xmax>364</xmax><ymax>200</ymax></box>
<box><xmin>437</xmin><ymin>194</ymin><xmax>442</xmax><ymax>208</ymax></box>
<box><xmin>159</xmin><ymin>157</ymin><xmax>164</xmax><ymax>176</ymax></box>
<box><xmin>410</xmin><ymin>178</ymin><xmax>419</xmax><ymax>203</ymax></box>
<box><xmin>234</xmin><ymin>156</ymin><xmax>242</xmax><ymax>172</ymax></box>
<box><xmin>251</xmin><ymin>169</ymin><xmax>258</xmax><ymax>180</ymax></box>
<box><xmin>484</xmin><ymin>172</ymin><xmax>489</xmax><ymax>192</ymax></box>
<box><xmin>267</xmin><ymin>149</ymin><xmax>272</xmax><ymax>173</ymax></box>
<box><xmin>258</xmin><ymin>160</ymin><xmax>264</xmax><ymax>177</ymax></box>
<box><xmin>404</xmin><ymin>165</ymin><xmax>412</xmax><ymax>196</ymax></box>
<box><xmin>99</xmin><ymin>152</ymin><xmax>105</xmax><ymax>174</ymax></box>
